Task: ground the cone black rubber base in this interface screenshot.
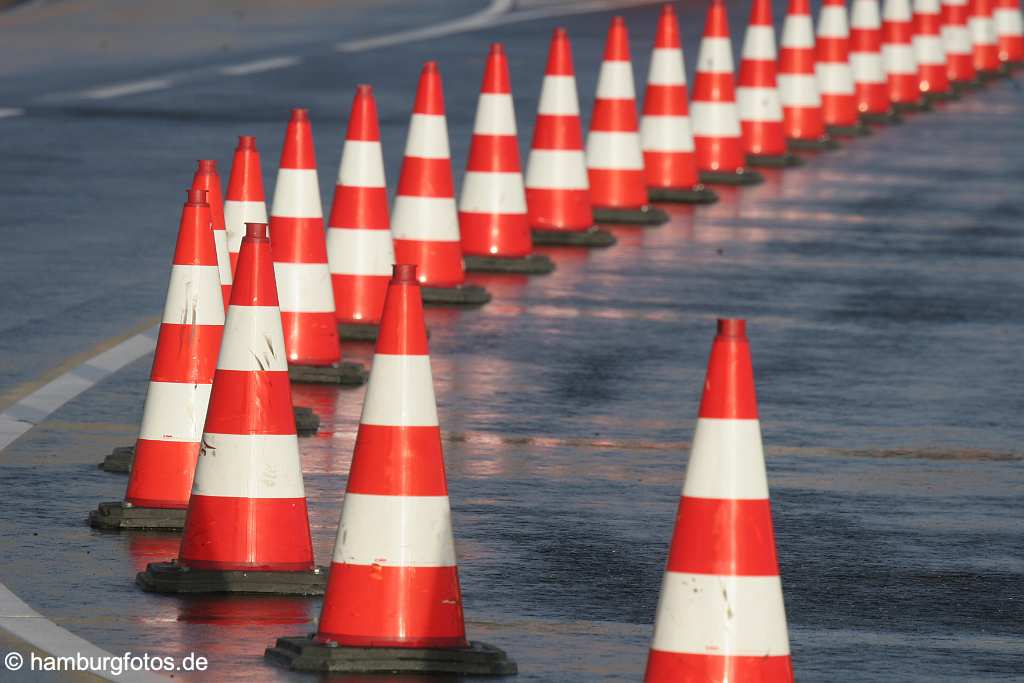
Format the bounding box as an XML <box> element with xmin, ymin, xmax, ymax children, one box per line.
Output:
<box><xmin>421</xmin><ymin>284</ymin><xmax>491</xmax><ymax>306</ymax></box>
<box><xmin>137</xmin><ymin>561</ymin><xmax>327</xmax><ymax>595</ymax></box>
<box><xmin>746</xmin><ymin>152</ymin><xmax>804</xmax><ymax>168</ymax></box>
<box><xmin>891</xmin><ymin>100</ymin><xmax>931</xmax><ymax>114</ymax></box>
<box><xmin>288</xmin><ymin>361</ymin><xmax>367</xmax><ymax>386</ymax></box>
<box><xmin>788</xmin><ymin>136</ymin><xmax>840</xmax><ymax>151</ymax></box>
<box><xmin>592</xmin><ymin>204</ymin><xmax>669</xmax><ymax>225</ymax></box>
<box><xmin>531</xmin><ymin>226</ymin><xmax>616</xmax><ymax>247</ymax></box>
<box><xmin>860</xmin><ymin>110</ymin><xmax>903</xmax><ymax>125</ymax></box>
<box><xmin>647</xmin><ymin>185</ymin><xmax>719</xmax><ymax>204</ymax></box>
<box><xmin>924</xmin><ymin>90</ymin><xmax>959</xmax><ymax>103</ymax></box>
<box><xmin>698</xmin><ymin>168</ymin><xmax>764</xmax><ymax>186</ymax></box>
<box><xmin>293</xmin><ymin>406</ymin><xmax>320</xmax><ymax>435</ymax></box>
<box><xmin>265</xmin><ymin>636</ymin><xmax>517</xmax><ymax>675</ymax></box>
<box><xmin>951</xmin><ymin>78</ymin><xmax>983</xmax><ymax>94</ymax></box>
<box><xmin>89</xmin><ymin>501</ymin><xmax>186</xmax><ymax>531</ymax></box>
<box><xmin>464</xmin><ymin>253</ymin><xmax>555</xmax><ymax>274</ymax></box>
<box><xmin>978</xmin><ymin>65</ymin><xmax>1011</xmax><ymax>81</ymax></box>
<box><xmin>827</xmin><ymin>122</ymin><xmax>871</xmax><ymax>137</ymax></box>
<box><xmin>337</xmin><ymin>322</ymin><xmax>379</xmax><ymax>342</ymax></box>
<box><xmin>98</xmin><ymin>445</ymin><xmax>134</xmax><ymax>473</ymax></box>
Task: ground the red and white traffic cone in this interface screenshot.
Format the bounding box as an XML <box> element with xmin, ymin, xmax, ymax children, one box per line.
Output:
<box><xmin>264</xmin><ymin>264</ymin><xmax>516</xmax><ymax>675</ymax></box>
<box><xmin>392</xmin><ymin>62</ymin><xmax>490</xmax><ymax>306</ymax></box>
<box><xmin>851</xmin><ymin>0</ymin><xmax>901</xmax><ymax>122</ymax></box>
<box><xmin>884</xmin><ymin>0</ymin><xmax>930</xmax><ymax>110</ymax></box>
<box><xmin>914</xmin><ymin>0</ymin><xmax>956</xmax><ymax>99</ymax></box>
<box><xmin>970</xmin><ymin>0</ymin><xmax>1008</xmax><ymax>76</ymax></box>
<box><xmin>460</xmin><ymin>44</ymin><xmax>555</xmax><ymax>274</ymax></box>
<box><xmin>526</xmin><ymin>28</ymin><xmax>614</xmax><ymax>247</ymax></box>
<box><xmin>819</xmin><ymin>0</ymin><xmax>873</xmax><ymax>135</ymax></box>
<box><xmin>738</xmin><ymin>0</ymin><xmax>803</xmax><ymax>167</ymax></box>
<box><xmin>780</xmin><ymin>0</ymin><xmax>840</xmax><ymax>149</ymax></box>
<box><xmin>994</xmin><ymin>0</ymin><xmax>1024</xmax><ymax>64</ymax></box>
<box><xmin>224</xmin><ymin>135</ymin><xmax>268</xmax><ymax>275</ymax></box>
<box><xmin>90</xmin><ymin>189</ymin><xmax>224</xmax><ymax>531</ymax></box>
<box><xmin>270</xmin><ymin>109</ymin><xmax>366</xmax><ymax>386</ymax></box>
<box><xmin>642</xmin><ymin>4</ymin><xmax>719</xmax><ymax>202</ymax></box>
<box><xmin>643</xmin><ymin>319</ymin><xmax>794</xmax><ymax>683</ymax></box>
<box><xmin>327</xmin><ymin>85</ymin><xmax>395</xmax><ymax>343</ymax></box>
<box><xmin>137</xmin><ymin>222</ymin><xmax>325</xmax><ymax>596</ymax></box>
<box><xmin>692</xmin><ymin>0</ymin><xmax>763</xmax><ymax>185</ymax></box>
<box><xmin>943</xmin><ymin>0</ymin><xmax>982</xmax><ymax>88</ymax></box>
<box><xmin>191</xmin><ymin>160</ymin><xmax>232</xmax><ymax>309</ymax></box>
<box><xmin>587</xmin><ymin>16</ymin><xmax>668</xmax><ymax>225</ymax></box>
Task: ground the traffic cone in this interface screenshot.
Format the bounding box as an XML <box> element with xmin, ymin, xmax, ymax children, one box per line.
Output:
<box><xmin>526</xmin><ymin>28</ymin><xmax>615</xmax><ymax>247</ymax></box>
<box><xmin>692</xmin><ymin>0</ymin><xmax>764</xmax><ymax>185</ymax></box>
<box><xmin>642</xmin><ymin>5</ymin><xmax>719</xmax><ymax>202</ymax></box>
<box><xmin>994</xmin><ymin>0</ymin><xmax>1024</xmax><ymax>64</ymax></box>
<box><xmin>392</xmin><ymin>62</ymin><xmax>491</xmax><ymax>306</ymax></box>
<box><xmin>819</xmin><ymin>0</ymin><xmax>873</xmax><ymax>136</ymax></box>
<box><xmin>460</xmin><ymin>43</ymin><xmax>555</xmax><ymax>273</ymax></box>
<box><xmin>780</xmin><ymin>0</ymin><xmax>840</xmax><ymax>150</ymax></box>
<box><xmin>224</xmin><ymin>135</ymin><xmax>268</xmax><ymax>274</ymax></box>
<box><xmin>191</xmin><ymin>160</ymin><xmax>232</xmax><ymax>309</ymax></box>
<box><xmin>738</xmin><ymin>0</ymin><xmax>803</xmax><ymax>167</ymax></box>
<box><xmin>884</xmin><ymin>0</ymin><xmax>931</xmax><ymax>110</ymax></box>
<box><xmin>642</xmin><ymin>319</ymin><xmax>793</xmax><ymax>682</ymax></box>
<box><xmin>270</xmin><ymin>108</ymin><xmax>366</xmax><ymax>387</ymax></box>
<box><xmin>265</xmin><ymin>264</ymin><xmax>516</xmax><ymax>675</ymax></box>
<box><xmin>137</xmin><ymin>222</ymin><xmax>326</xmax><ymax>596</ymax></box>
<box><xmin>327</xmin><ymin>85</ymin><xmax>395</xmax><ymax>343</ymax></box>
<box><xmin>90</xmin><ymin>189</ymin><xmax>223</xmax><ymax>531</ymax></box>
<box><xmin>914</xmin><ymin>0</ymin><xmax>956</xmax><ymax>100</ymax></box>
<box><xmin>851</xmin><ymin>0</ymin><xmax>902</xmax><ymax>122</ymax></box>
<box><xmin>587</xmin><ymin>16</ymin><xmax>669</xmax><ymax>225</ymax></box>
<box><xmin>943</xmin><ymin>0</ymin><xmax>982</xmax><ymax>89</ymax></box>
<box><xmin>970</xmin><ymin>0</ymin><xmax>1008</xmax><ymax>76</ymax></box>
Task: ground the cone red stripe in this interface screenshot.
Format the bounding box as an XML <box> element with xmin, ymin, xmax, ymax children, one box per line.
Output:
<box><xmin>125</xmin><ymin>440</ymin><xmax>200</xmax><ymax>509</ymax></box>
<box><xmin>268</xmin><ymin>216</ymin><xmax>331</xmax><ymax>262</ymax></box>
<box><xmin>691</xmin><ymin>75</ymin><xmax>738</xmax><ymax>101</ymax></box>
<box><xmin>413</xmin><ymin>63</ymin><xmax>446</xmax><ymax>115</ymax></box>
<box><xmin>544</xmin><ymin>29</ymin><xmax>574</xmax><ymax>74</ymax></box>
<box><xmin>666</xmin><ymin>498</ymin><xmax>778</xmax><ymax>575</ymax></box>
<box><xmin>697</xmin><ymin>342</ymin><xmax>758</xmax><ymax>420</ymax></box>
<box><xmin>230</xmin><ymin>239</ymin><xmax>280</xmax><ymax>306</ymax></box>
<box><xmin>173</xmin><ymin>204</ymin><xmax>219</xmax><ymax>266</ymax></box>
<box><xmin>226</xmin><ymin>139</ymin><xmax>265</xmax><ymax>200</ymax></box>
<box><xmin>531</xmin><ymin>115</ymin><xmax>584</xmax><ymax>149</ymax></box>
<box><xmin>590</xmin><ymin>100</ymin><xmax>640</xmax><ymax>130</ymax></box>
<box><xmin>374</xmin><ymin>284</ymin><xmax>429</xmax><ymax>355</ymax></box>
<box><xmin>151</xmin><ymin>324</ymin><xmax>222</xmax><ymax>383</ymax></box>
<box><xmin>396</xmin><ymin>158</ymin><xmax>455</xmax><ymax>197</ymax></box>
<box><xmin>642</xmin><ymin>85</ymin><xmax>688</xmax><ymax>115</ymax></box>
<box><xmin>279</xmin><ymin>110</ymin><xmax>316</xmax><ymax>169</ymax></box>
<box><xmin>345</xmin><ymin>425</ymin><xmax>447</xmax><ymax>495</ymax></box>
<box><xmin>328</xmin><ymin>186</ymin><xmax>390</xmax><ymax>229</ymax></box>
<box><xmin>179</xmin><ymin>496</ymin><xmax>314</xmax><ymax>570</ymax></box>
<box><xmin>588</xmin><ymin>169</ymin><xmax>647</xmax><ymax>207</ymax></box>
<box><xmin>331</xmin><ymin>274</ymin><xmax>390</xmax><ymax>324</ymax></box>
<box><xmin>280</xmin><ymin>312</ymin><xmax>341</xmax><ymax>364</ymax></box>
<box><xmin>886</xmin><ymin>20</ymin><xmax>916</xmax><ymax>40</ymax></box>
<box><xmin>738</xmin><ymin>60</ymin><xmax>778</xmax><ymax>85</ymax></box>
<box><xmin>392</xmin><ymin>241</ymin><xmax>463</xmax><ymax>287</ymax></box>
<box><xmin>525</xmin><ymin>188</ymin><xmax>592</xmax><ymax>230</ymax></box>
<box><xmin>851</xmin><ymin>27</ymin><xmax>883</xmax><ymax>48</ymax></box>
<box><xmin>645</xmin><ymin>651</ymin><xmax>794</xmax><ymax>681</ymax></box>
<box><xmin>460</xmin><ymin>212</ymin><xmax>531</xmax><ymax>256</ymax></box>
<box><xmin>346</xmin><ymin>86</ymin><xmax>382</xmax><ymax>140</ymax></box>
<box><xmin>779</xmin><ymin>47</ymin><xmax>818</xmax><ymax>73</ymax></box>
<box><xmin>202</xmin><ymin>370</ymin><xmax>296</xmax><ymax>434</ymax></box>
<box><xmin>466</xmin><ymin>136</ymin><xmax>522</xmax><ymax>172</ymax></box>
<box><xmin>317</xmin><ymin>564</ymin><xmax>467</xmax><ymax>647</ymax></box>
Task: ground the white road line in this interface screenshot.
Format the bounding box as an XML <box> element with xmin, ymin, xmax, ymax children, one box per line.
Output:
<box><xmin>81</xmin><ymin>78</ymin><xmax>174</xmax><ymax>100</ymax></box>
<box><xmin>219</xmin><ymin>55</ymin><xmax>302</xmax><ymax>76</ymax></box>
<box><xmin>0</xmin><ymin>108</ymin><xmax>24</xmax><ymax>119</ymax></box>
<box><xmin>336</xmin><ymin>0</ymin><xmax>515</xmax><ymax>52</ymax></box>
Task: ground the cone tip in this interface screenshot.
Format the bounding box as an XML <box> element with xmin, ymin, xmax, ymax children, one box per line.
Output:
<box><xmin>490</xmin><ymin>42</ymin><xmax>505</xmax><ymax>55</ymax></box>
<box><xmin>553</xmin><ymin>26</ymin><xmax>567</xmax><ymax>39</ymax></box>
<box><xmin>717</xmin><ymin>318</ymin><xmax>747</xmax><ymax>339</ymax></box>
<box><xmin>423</xmin><ymin>60</ymin><xmax>438</xmax><ymax>74</ymax></box>
<box><xmin>392</xmin><ymin>263</ymin><xmax>418</xmax><ymax>283</ymax></box>
<box><xmin>612</xmin><ymin>15</ymin><xmax>625</xmax><ymax>26</ymax></box>
<box><xmin>196</xmin><ymin>159</ymin><xmax>216</xmax><ymax>173</ymax></box>
<box><xmin>246</xmin><ymin>222</ymin><xmax>268</xmax><ymax>239</ymax></box>
<box><xmin>290</xmin><ymin>108</ymin><xmax>309</xmax><ymax>121</ymax></box>
<box><xmin>661</xmin><ymin>2</ymin><xmax>675</xmax><ymax>15</ymax></box>
<box><xmin>186</xmin><ymin>188</ymin><xmax>208</xmax><ymax>206</ymax></box>
<box><xmin>356</xmin><ymin>84</ymin><xmax>373</xmax><ymax>96</ymax></box>
<box><xmin>237</xmin><ymin>135</ymin><xmax>256</xmax><ymax>150</ymax></box>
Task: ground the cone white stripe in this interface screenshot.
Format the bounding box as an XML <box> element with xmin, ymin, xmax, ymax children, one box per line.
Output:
<box><xmin>391</xmin><ymin>196</ymin><xmax>460</xmax><ymax>242</ymax></box>
<box><xmin>946</xmin><ymin>0</ymin><xmax>967</xmax><ymax>5</ymax></box>
<box><xmin>681</xmin><ymin>419</ymin><xmax>769</xmax><ymax>500</ymax></box>
<box><xmin>778</xmin><ymin>74</ymin><xmax>823</xmax><ymax>105</ymax></box>
<box><xmin>640</xmin><ymin>116</ymin><xmax>695</xmax><ymax>152</ymax></box>
<box><xmin>691</xmin><ymin>102</ymin><xmax>741</xmax><ymax>136</ymax></box>
<box><xmin>995</xmin><ymin>9</ymin><xmax>1024</xmax><ymax>34</ymax></box>
<box><xmin>851</xmin><ymin>0</ymin><xmax>882</xmax><ymax>28</ymax></box>
<box><xmin>916</xmin><ymin>0</ymin><xmax>942</xmax><ymax>11</ymax></box>
<box><xmin>913</xmin><ymin>35</ymin><xmax>946</xmax><ymax>64</ymax></box>
<box><xmin>270</xmin><ymin>168</ymin><xmax>322</xmax><ymax>219</ymax></box>
<box><xmin>942</xmin><ymin>26</ymin><xmax>972</xmax><ymax>54</ymax></box>
<box><xmin>224</xmin><ymin>200</ymin><xmax>268</xmax><ymax>254</ymax></box>
<box><xmin>525</xmin><ymin>150</ymin><xmax>589</xmax><ymax>189</ymax></box>
<box><xmin>327</xmin><ymin>229</ymin><xmax>395</xmax><ymax>276</ymax></box>
<box><xmin>970</xmin><ymin>17</ymin><xmax>997</xmax><ymax>46</ymax></box>
<box><xmin>850</xmin><ymin>52</ymin><xmax>887</xmax><ymax>81</ymax></box>
<box><xmin>338</xmin><ymin>141</ymin><xmax>386</xmax><ymax>188</ymax></box>
<box><xmin>273</xmin><ymin>262</ymin><xmax>335</xmax><ymax>313</ymax></box>
<box><xmin>161</xmin><ymin>265</ymin><xmax>226</xmax><ymax>326</ymax></box>
<box><xmin>742</xmin><ymin>26</ymin><xmax>778</xmax><ymax>60</ymax></box>
<box><xmin>459</xmin><ymin>172</ymin><xmax>527</xmax><ymax>213</ymax></box>
<box><xmin>538</xmin><ymin>75</ymin><xmax>581</xmax><ymax>115</ymax></box>
<box><xmin>817</xmin><ymin>63</ymin><xmax>856</xmax><ymax>92</ymax></box>
<box><xmin>883</xmin><ymin>44</ymin><xmax>918</xmax><ymax>73</ymax></box>
<box><xmin>647</xmin><ymin>48</ymin><xmax>687</xmax><ymax>85</ymax></box>
<box><xmin>736</xmin><ymin>87</ymin><xmax>784</xmax><ymax>121</ymax></box>
<box><xmin>216</xmin><ymin>306</ymin><xmax>289</xmax><ymax>371</ymax></box>
<box><xmin>192</xmin><ymin>433</ymin><xmax>305</xmax><ymax>498</ymax></box>
<box><xmin>333</xmin><ymin>493</ymin><xmax>456</xmax><ymax>566</ymax></box>
<box><xmin>585</xmin><ymin>131</ymin><xmax>644</xmax><ymax>169</ymax></box>
<box><xmin>360</xmin><ymin>354</ymin><xmax>439</xmax><ymax>427</ymax></box>
<box><xmin>404</xmin><ymin>114</ymin><xmax>451</xmax><ymax>158</ymax></box>
<box><xmin>650</xmin><ymin>573</ymin><xmax>791</xmax><ymax>655</ymax></box>
<box><xmin>138</xmin><ymin>381</ymin><xmax>213</xmax><ymax>442</ymax></box>
<box><xmin>473</xmin><ymin>93</ymin><xmax>518</xmax><ymax>135</ymax></box>
<box><xmin>696</xmin><ymin>37</ymin><xmax>735</xmax><ymax>72</ymax></box>
<box><xmin>595</xmin><ymin>61</ymin><xmax>636</xmax><ymax>99</ymax></box>
<box><xmin>883</xmin><ymin>0</ymin><xmax>913</xmax><ymax>21</ymax></box>
<box><xmin>213</xmin><ymin>231</ymin><xmax>232</xmax><ymax>287</ymax></box>
<box><xmin>818</xmin><ymin>6</ymin><xmax>850</xmax><ymax>37</ymax></box>
<box><xmin>781</xmin><ymin>16</ymin><xmax>816</xmax><ymax>48</ymax></box>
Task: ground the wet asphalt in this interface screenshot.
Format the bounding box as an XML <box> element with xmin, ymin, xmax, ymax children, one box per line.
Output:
<box><xmin>1</xmin><ymin>1</ymin><xmax>1023</xmax><ymax>681</ymax></box>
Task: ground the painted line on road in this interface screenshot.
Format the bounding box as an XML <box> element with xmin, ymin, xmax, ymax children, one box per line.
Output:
<box><xmin>0</xmin><ymin>107</ymin><xmax>24</xmax><ymax>119</ymax></box>
<box><xmin>219</xmin><ymin>55</ymin><xmax>303</xmax><ymax>76</ymax></box>
<box><xmin>81</xmin><ymin>78</ymin><xmax>174</xmax><ymax>100</ymax></box>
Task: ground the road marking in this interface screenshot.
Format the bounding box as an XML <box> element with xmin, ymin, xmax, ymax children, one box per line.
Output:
<box><xmin>219</xmin><ymin>55</ymin><xmax>302</xmax><ymax>76</ymax></box>
<box><xmin>0</xmin><ymin>108</ymin><xmax>24</xmax><ymax>119</ymax></box>
<box><xmin>336</xmin><ymin>0</ymin><xmax>515</xmax><ymax>52</ymax></box>
<box><xmin>81</xmin><ymin>78</ymin><xmax>174</xmax><ymax>100</ymax></box>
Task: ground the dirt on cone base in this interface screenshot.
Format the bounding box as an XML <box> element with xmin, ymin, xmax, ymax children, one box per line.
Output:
<box><xmin>89</xmin><ymin>501</ymin><xmax>186</xmax><ymax>531</ymax></box>
<box><xmin>530</xmin><ymin>227</ymin><xmax>616</xmax><ymax>247</ymax></box>
<box><xmin>137</xmin><ymin>561</ymin><xmax>327</xmax><ymax>595</ymax></box>
<box><xmin>788</xmin><ymin>136</ymin><xmax>842</xmax><ymax>151</ymax></box>
<box><xmin>288</xmin><ymin>362</ymin><xmax>367</xmax><ymax>386</ymax></box>
<box><xmin>464</xmin><ymin>253</ymin><xmax>555</xmax><ymax>275</ymax></box>
<box><xmin>265</xmin><ymin>636</ymin><xmax>518</xmax><ymax>676</ymax></box>
<box><xmin>747</xmin><ymin>152</ymin><xmax>805</xmax><ymax>168</ymax></box>
<box><xmin>592</xmin><ymin>205</ymin><xmax>669</xmax><ymax>226</ymax></box>
<box><xmin>699</xmin><ymin>169</ymin><xmax>765</xmax><ymax>186</ymax></box>
<box><xmin>647</xmin><ymin>186</ymin><xmax>719</xmax><ymax>204</ymax></box>
<box><xmin>420</xmin><ymin>284</ymin><xmax>491</xmax><ymax>306</ymax></box>
<box><xmin>337</xmin><ymin>322</ymin><xmax>379</xmax><ymax>342</ymax></box>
